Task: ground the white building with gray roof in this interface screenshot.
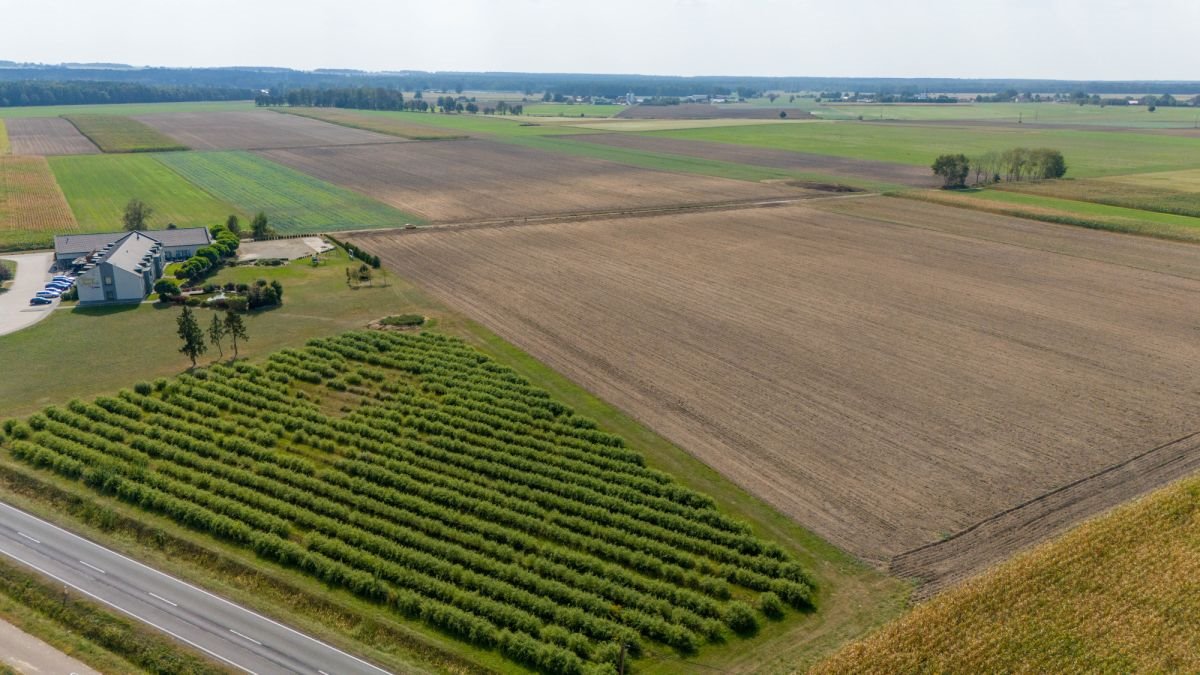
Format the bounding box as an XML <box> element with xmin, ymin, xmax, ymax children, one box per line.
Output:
<box><xmin>74</xmin><ymin>231</ymin><xmax>165</xmax><ymax>304</ymax></box>
<box><xmin>54</xmin><ymin>227</ymin><xmax>211</xmax><ymax>269</ymax></box>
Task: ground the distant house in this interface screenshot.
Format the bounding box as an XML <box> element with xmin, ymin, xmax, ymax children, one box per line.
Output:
<box><xmin>53</xmin><ymin>227</ymin><xmax>211</xmax><ymax>268</ymax></box>
<box><xmin>72</xmin><ymin>231</ymin><xmax>165</xmax><ymax>304</ymax></box>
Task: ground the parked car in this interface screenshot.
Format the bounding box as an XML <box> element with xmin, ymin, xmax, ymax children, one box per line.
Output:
<box><xmin>35</xmin><ymin>289</ymin><xmax>61</xmax><ymax>299</ymax></box>
<box><xmin>51</xmin><ymin>275</ymin><xmax>75</xmax><ymax>284</ymax></box>
<box><xmin>46</xmin><ymin>281</ymin><xmax>72</xmax><ymax>291</ymax></box>
<box><xmin>29</xmin><ymin>296</ymin><xmax>53</xmax><ymax>306</ymax></box>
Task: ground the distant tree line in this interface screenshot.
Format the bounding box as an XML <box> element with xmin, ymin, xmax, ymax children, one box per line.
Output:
<box><xmin>255</xmin><ymin>87</ymin><xmax>524</xmax><ymax>115</ymax></box>
<box><xmin>933</xmin><ymin>148</ymin><xmax>1066</xmax><ymax>188</ymax></box>
<box><xmin>8</xmin><ymin>64</ymin><xmax>1196</xmax><ymax>101</ymax></box>
<box><xmin>0</xmin><ymin>81</ymin><xmax>253</xmax><ymax>108</ymax></box>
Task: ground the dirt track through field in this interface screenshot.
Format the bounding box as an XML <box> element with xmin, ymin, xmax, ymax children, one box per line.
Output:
<box><xmin>260</xmin><ymin>139</ymin><xmax>801</xmax><ymax>221</ymax></box>
<box><xmin>617</xmin><ymin>104</ymin><xmax>813</xmax><ymax>120</ymax></box>
<box><xmin>5</xmin><ymin>117</ymin><xmax>100</xmax><ymax>155</ymax></box>
<box><xmin>892</xmin><ymin>431</ymin><xmax>1200</xmax><ymax>598</ymax></box>
<box><xmin>561</xmin><ymin>133</ymin><xmax>939</xmax><ymax>187</ymax></box>
<box><xmin>133</xmin><ymin>110</ymin><xmax>400</xmax><ymax>150</ymax></box>
<box><xmin>352</xmin><ymin>197</ymin><xmax>1200</xmax><ymax>578</ymax></box>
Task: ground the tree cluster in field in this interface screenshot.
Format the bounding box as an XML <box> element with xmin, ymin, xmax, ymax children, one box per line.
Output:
<box><xmin>0</xmin><ymin>331</ymin><xmax>816</xmax><ymax>674</ymax></box>
<box><xmin>933</xmin><ymin>148</ymin><xmax>1066</xmax><ymax>189</ymax></box>
<box><xmin>0</xmin><ymin>81</ymin><xmax>252</xmax><ymax>108</ymax></box>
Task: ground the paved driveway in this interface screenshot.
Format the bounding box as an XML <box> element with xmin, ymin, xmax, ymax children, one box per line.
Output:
<box><xmin>0</xmin><ymin>251</ymin><xmax>57</xmax><ymax>337</ymax></box>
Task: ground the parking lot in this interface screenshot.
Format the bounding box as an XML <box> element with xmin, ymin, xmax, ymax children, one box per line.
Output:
<box><xmin>0</xmin><ymin>251</ymin><xmax>57</xmax><ymax>337</ymax></box>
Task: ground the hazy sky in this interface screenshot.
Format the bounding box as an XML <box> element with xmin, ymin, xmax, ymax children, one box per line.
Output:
<box><xmin>3</xmin><ymin>0</ymin><xmax>1197</xmax><ymax>80</ymax></box>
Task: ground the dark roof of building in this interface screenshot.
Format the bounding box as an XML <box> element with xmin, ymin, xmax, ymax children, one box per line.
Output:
<box><xmin>54</xmin><ymin>228</ymin><xmax>211</xmax><ymax>256</ymax></box>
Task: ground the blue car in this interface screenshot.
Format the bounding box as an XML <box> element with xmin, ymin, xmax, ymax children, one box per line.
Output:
<box><xmin>29</xmin><ymin>296</ymin><xmax>53</xmax><ymax>306</ymax></box>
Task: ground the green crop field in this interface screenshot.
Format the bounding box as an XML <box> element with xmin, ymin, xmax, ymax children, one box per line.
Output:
<box><xmin>510</xmin><ymin>135</ymin><xmax>894</xmax><ymax>189</ymax></box>
<box><xmin>63</xmin><ymin>115</ymin><xmax>188</xmax><ymax>153</ymax></box>
<box><xmin>999</xmin><ymin>177</ymin><xmax>1200</xmax><ymax>218</ymax></box>
<box><xmin>522</xmin><ymin>103</ymin><xmax>622</xmax><ymax>118</ymax></box>
<box><xmin>155</xmin><ymin>151</ymin><xmax>419</xmax><ymax>234</ymax></box>
<box><xmin>651</xmin><ymin>122</ymin><xmax>1200</xmax><ymax>177</ymax></box>
<box><xmin>49</xmin><ymin>154</ymin><xmax>245</xmax><ymax>231</ymax></box>
<box><xmin>903</xmin><ymin>187</ymin><xmax>1200</xmax><ymax>243</ymax></box>
<box><xmin>0</xmin><ymin>101</ymin><xmax>253</xmax><ymax>119</ymax></box>
<box><xmin>1</xmin><ymin>330</ymin><xmax>816</xmax><ymax>673</ymax></box>
<box><xmin>816</xmin><ymin>101</ymin><xmax>1200</xmax><ymax>127</ymax></box>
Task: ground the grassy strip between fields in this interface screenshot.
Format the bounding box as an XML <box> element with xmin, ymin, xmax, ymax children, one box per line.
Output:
<box><xmin>895</xmin><ymin>188</ymin><xmax>1200</xmax><ymax>243</ymax></box>
<box><xmin>277</xmin><ymin>108</ymin><xmax>470</xmax><ymax>140</ymax></box>
<box><xmin>812</xmin><ymin>473</ymin><xmax>1200</xmax><ymax>673</ymax></box>
<box><xmin>62</xmin><ymin>115</ymin><xmax>189</xmax><ymax>153</ymax></box>
<box><xmin>0</xmin><ymin>119</ymin><xmax>8</xmax><ymax>154</ymax></box>
<box><xmin>0</xmin><ymin>536</ymin><xmax>226</xmax><ymax>674</ymax></box>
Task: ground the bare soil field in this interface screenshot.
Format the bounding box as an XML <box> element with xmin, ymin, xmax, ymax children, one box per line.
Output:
<box><xmin>350</xmin><ymin>197</ymin><xmax>1200</xmax><ymax>581</ymax></box>
<box><xmin>5</xmin><ymin>118</ymin><xmax>99</xmax><ymax>156</ymax></box>
<box><xmin>132</xmin><ymin>110</ymin><xmax>400</xmax><ymax>150</ymax></box>
<box><xmin>618</xmin><ymin>103</ymin><xmax>813</xmax><ymax>120</ymax></box>
<box><xmin>259</xmin><ymin>139</ymin><xmax>803</xmax><ymax>221</ymax></box>
<box><xmin>563</xmin><ymin>133</ymin><xmax>940</xmax><ymax>188</ymax></box>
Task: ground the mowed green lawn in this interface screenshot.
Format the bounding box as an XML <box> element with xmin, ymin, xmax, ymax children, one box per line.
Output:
<box><xmin>63</xmin><ymin>115</ymin><xmax>188</xmax><ymax>153</ymax></box>
<box><xmin>155</xmin><ymin>151</ymin><xmax>420</xmax><ymax>233</ymax></box>
<box><xmin>0</xmin><ymin>101</ymin><xmax>253</xmax><ymax>119</ymax></box>
<box><xmin>49</xmin><ymin>154</ymin><xmax>244</xmax><ymax>231</ymax></box>
<box><xmin>652</xmin><ymin>122</ymin><xmax>1200</xmax><ymax>177</ymax></box>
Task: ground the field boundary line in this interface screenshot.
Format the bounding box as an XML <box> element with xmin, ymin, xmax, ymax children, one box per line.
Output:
<box><xmin>891</xmin><ymin>429</ymin><xmax>1200</xmax><ymax>596</ymax></box>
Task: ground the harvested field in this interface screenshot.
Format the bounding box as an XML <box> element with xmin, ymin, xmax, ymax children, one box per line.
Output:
<box><xmin>133</xmin><ymin>110</ymin><xmax>398</xmax><ymax>150</ymax></box>
<box><xmin>618</xmin><ymin>104</ymin><xmax>813</xmax><ymax>120</ymax></box>
<box><xmin>564</xmin><ymin>133</ymin><xmax>939</xmax><ymax>188</ymax></box>
<box><xmin>62</xmin><ymin>115</ymin><xmax>187</xmax><ymax>153</ymax></box>
<box><xmin>4</xmin><ymin>118</ymin><xmax>99</xmax><ymax>156</ymax></box>
<box><xmin>259</xmin><ymin>139</ymin><xmax>801</xmax><ymax>222</ymax></box>
<box><xmin>0</xmin><ymin>156</ymin><xmax>78</xmax><ymax>250</ymax></box>
<box><xmin>279</xmin><ymin>108</ymin><xmax>469</xmax><ymax>140</ymax></box>
<box><xmin>352</xmin><ymin>197</ymin><xmax>1200</xmax><ymax>583</ymax></box>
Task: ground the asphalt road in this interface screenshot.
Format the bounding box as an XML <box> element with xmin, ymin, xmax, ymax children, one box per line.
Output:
<box><xmin>0</xmin><ymin>501</ymin><xmax>391</xmax><ymax>675</ymax></box>
<box><xmin>0</xmin><ymin>252</ymin><xmax>57</xmax><ymax>337</ymax></box>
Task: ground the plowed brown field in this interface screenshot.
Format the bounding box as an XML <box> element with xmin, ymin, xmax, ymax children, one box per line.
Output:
<box><xmin>5</xmin><ymin>118</ymin><xmax>100</xmax><ymax>156</ymax></box>
<box><xmin>132</xmin><ymin>110</ymin><xmax>400</xmax><ymax>150</ymax></box>
<box><xmin>258</xmin><ymin>139</ymin><xmax>802</xmax><ymax>221</ymax></box>
<box><xmin>351</xmin><ymin>197</ymin><xmax>1200</xmax><ymax>583</ymax></box>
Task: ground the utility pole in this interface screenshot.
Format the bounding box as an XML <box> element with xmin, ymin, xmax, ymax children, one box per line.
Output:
<box><xmin>617</xmin><ymin>642</ymin><xmax>627</xmax><ymax>675</ymax></box>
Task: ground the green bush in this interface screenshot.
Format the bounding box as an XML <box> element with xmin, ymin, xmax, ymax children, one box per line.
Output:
<box><xmin>724</xmin><ymin>601</ymin><xmax>758</xmax><ymax>634</ymax></box>
<box><xmin>758</xmin><ymin>591</ymin><xmax>785</xmax><ymax>619</ymax></box>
